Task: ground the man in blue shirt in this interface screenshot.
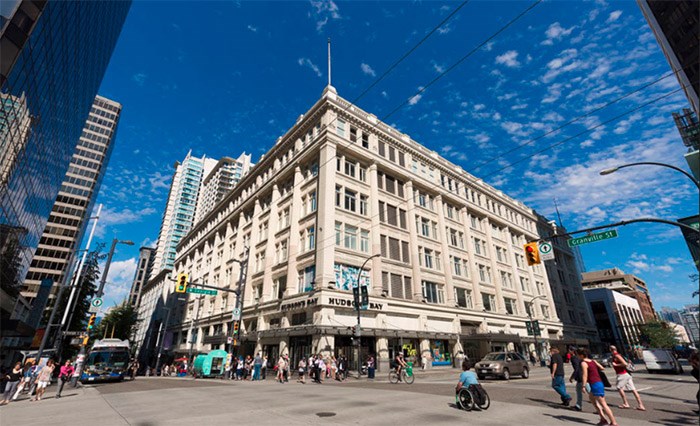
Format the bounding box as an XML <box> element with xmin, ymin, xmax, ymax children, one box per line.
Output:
<box><xmin>455</xmin><ymin>360</ymin><xmax>479</xmax><ymax>403</ymax></box>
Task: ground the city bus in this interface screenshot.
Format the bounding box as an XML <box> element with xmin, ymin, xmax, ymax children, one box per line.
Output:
<box><xmin>81</xmin><ymin>339</ymin><xmax>131</xmax><ymax>382</ymax></box>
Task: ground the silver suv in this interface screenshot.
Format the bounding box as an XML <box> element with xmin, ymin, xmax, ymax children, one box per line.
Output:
<box><xmin>475</xmin><ymin>352</ymin><xmax>530</xmax><ymax>380</ymax></box>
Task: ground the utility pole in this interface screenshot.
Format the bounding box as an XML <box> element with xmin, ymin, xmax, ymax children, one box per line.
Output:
<box><xmin>229</xmin><ymin>247</ymin><xmax>250</xmax><ymax>358</ymax></box>
<box><xmin>527</xmin><ymin>295</ymin><xmax>546</xmax><ymax>367</ymax></box>
<box><xmin>97</xmin><ymin>238</ymin><xmax>134</xmax><ymax>298</ymax></box>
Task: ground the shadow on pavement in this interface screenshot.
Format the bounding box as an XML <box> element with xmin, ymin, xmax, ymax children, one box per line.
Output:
<box><xmin>527</xmin><ymin>397</ymin><xmax>572</xmax><ymax>410</ymax></box>
<box><xmin>542</xmin><ymin>413</ymin><xmax>597</xmax><ymax>424</ymax></box>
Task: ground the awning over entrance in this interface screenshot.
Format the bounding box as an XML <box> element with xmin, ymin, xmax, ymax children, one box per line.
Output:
<box><xmin>461</xmin><ymin>332</ymin><xmax>522</xmax><ymax>343</ymax></box>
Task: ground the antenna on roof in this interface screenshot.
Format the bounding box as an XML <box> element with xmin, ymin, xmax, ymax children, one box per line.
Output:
<box><xmin>327</xmin><ymin>37</ymin><xmax>332</xmax><ymax>87</ymax></box>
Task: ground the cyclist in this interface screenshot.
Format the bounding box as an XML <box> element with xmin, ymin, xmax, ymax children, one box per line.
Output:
<box><xmin>394</xmin><ymin>353</ymin><xmax>407</xmax><ymax>381</ymax></box>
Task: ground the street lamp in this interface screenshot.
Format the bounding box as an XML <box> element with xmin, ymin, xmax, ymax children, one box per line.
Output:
<box><xmin>354</xmin><ymin>253</ymin><xmax>380</xmax><ymax>378</ymax></box>
<box><xmin>527</xmin><ymin>295</ymin><xmax>546</xmax><ymax>367</ymax></box>
<box><xmin>96</xmin><ymin>239</ymin><xmax>135</xmax><ymax>298</ymax></box>
<box><xmin>600</xmin><ymin>161</ymin><xmax>699</xmax><ymax>190</ymax></box>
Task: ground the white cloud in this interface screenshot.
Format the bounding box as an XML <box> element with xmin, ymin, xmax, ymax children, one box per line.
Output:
<box><xmin>247</xmin><ymin>25</ymin><xmax>258</xmax><ymax>32</ymax></box>
<box><xmin>310</xmin><ymin>0</ymin><xmax>341</xmax><ymax>32</ymax></box>
<box><xmin>360</xmin><ymin>63</ymin><xmax>376</xmax><ymax>77</ymax></box>
<box><xmin>132</xmin><ymin>73</ymin><xmax>147</xmax><ymax>86</ymax></box>
<box><xmin>102</xmin><ymin>258</ymin><xmax>138</xmax><ymax>306</ymax></box>
<box><xmin>381</xmin><ymin>91</ymin><xmax>388</xmax><ymax>98</ymax></box>
<box><xmin>148</xmin><ymin>171</ymin><xmax>171</xmax><ymax>192</ymax></box>
<box><xmin>606</xmin><ymin>10</ymin><xmax>622</xmax><ymax>23</ymax></box>
<box><xmin>495</xmin><ymin>50</ymin><xmax>520</xmax><ymax>68</ymax></box>
<box><xmin>432</xmin><ymin>61</ymin><xmax>445</xmax><ymax>74</ymax></box>
<box><xmin>408</xmin><ymin>87</ymin><xmax>424</xmax><ymax>106</ymax></box>
<box><xmin>542</xmin><ymin>22</ymin><xmax>574</xmax><ymax>45</ymax></box>
<box><xmin>437</xmin><ymin>23</ymin><xmax>452</xmax><ymax>35</ymax></box>
<box><xmin>298</xmin><ymin>57</ymin><xmax>322</xmax><ymax>77</ymax></box>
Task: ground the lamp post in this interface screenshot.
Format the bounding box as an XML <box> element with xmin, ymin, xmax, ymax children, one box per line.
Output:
<box><xmin>527</xmin><ymin>295</ymin><xmax>546</xmax><ymax>367</ymax></box>
<box><xmin>600</xmin><ymin>161</ymin><xmax>699</xmax><ymax>190</ymax></box>
<box><xmin>354</xmin><ymin>253</ymin><xmax>380</xmax><ymax>378</ymax></box>
<box><xmin>96</xmin><ymin>238</ymin><xmax>135</xmax><ymax>298</ymax></box>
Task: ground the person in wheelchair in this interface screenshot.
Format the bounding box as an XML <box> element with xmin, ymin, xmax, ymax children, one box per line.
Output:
<box><xmin>455</xmin><ymin>359</ymin><xmax>489</xmax><ymax>410</ymax></box>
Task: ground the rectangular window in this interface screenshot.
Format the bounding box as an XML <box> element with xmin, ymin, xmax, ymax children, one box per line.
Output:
<box><xmin>504</xmin><ymin>298</ymin><xmax>517</xmax><ymax>315</ymax></box>
<box><xmin>335</xmin><ymin>185</ymin><xmax>342</xmax><ymax>207</ymax></box>
<box><xmin>350</xmin><ymin>126</ymin><xmax>357</xmax><ymax>142</ymax></box>
<box><xmin>378</xmin><ymin>141</ymin><xmax>385</xmax><ymax>157</ymax></box>
<box><xmin>308</xmin><ymin>226</ymin><xmax>315</xmax><ymax>251</ymax></box>
<box><xmin>299</xmin><ymin>265</ymin><xmax>316</xmax><ymax>292</ymax></box>
<box><xmin>360</xmin><ymin>230</ymin><xmax>370</xmax><ymax>253</ymax></box>
<box><xmin>360</xmin><ymin>195</ymin><xmax>368</xmax><ymax>216</ymax></box>
<box><xmin>422</xmin><ymin>281</ymin><xmax>444</xmax><ymax>304</ymax></box>
<box><xmin>379</xmin><ymin>201</ymin><xmax>386</xmax><ymax>222</ymax></box>
<box><xmin>362</xmin><ymin>133</ymin><xmax>369</xmax><ymax>148</ymax></box>
<box><xmin>478</xmin><ymin>264</ymin><xmax>491</xmax><ymax>283</ymax></box>
<box><xmin>335</xmin><ymin>222</ymin><xmax>342</xmax><ymax>246</ymax></box>
<box><xmin>337</xmin><ymin>119</ymin><xmax>346</xmax><ymax>138</ymax></box>
<box><xmin>520</xmin><ymin>277</ymin><xmax>530</xmax><ymax>293</ymax></box>
<box><xmin>401</xmin><ymin>241</ymin><xmax>410</xmax><ymax>263</ymax></box>
<box><xmin>482</xmin><ymin>293</ymin><xmax>495</xmax><ymax>312</ymax></box>
<box><xmin>500</xmin><ymin>271</ymin><xmax>512</xmax><ymax>289</ymax></box>
<box><xmin>359</xmin><ymin>166</ymin><xmax>367</xmax><ymax>182</ymax></box>
<box><xmin>455</xmin><ymin>288</ymin><xmax>472</xmax><ymax>308</ymax></box>
<box><xmin>398</xmin><ymin>151</ymin><xmax>405</xmax><ymax>167</ymax></box>
<box><xmin>344</xmin><ymin>160</ymin><xmax>356</xmax><ymax>178</ymax></box>
<box><xmin>344</xmin><ymin>189</ymin><xmax>356</xmax><ymax>212</ymax></box>
<box><xmin>344</xmin><ymin>225</ymin><xmax>358</xmax><ymax>250</ymax></box>
<box><xmin>389</xmin><ymin>237</ymin><xmax>401</xmax><ymax>261</ymax></box>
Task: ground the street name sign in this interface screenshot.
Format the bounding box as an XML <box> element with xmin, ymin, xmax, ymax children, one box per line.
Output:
<box><xmin>567</xmin><ymin>230</ymin><xmax>618</xmax><ymax>247</ymax></box>
<box><xmin>187</xmin><ymin>287</ymin><xmax>217</xmax><ymax>296</ymax></box>
<box><xmin>538</xmin><ymin>241</ymin><xmax>555</xmax><ymax>261</ymax></box>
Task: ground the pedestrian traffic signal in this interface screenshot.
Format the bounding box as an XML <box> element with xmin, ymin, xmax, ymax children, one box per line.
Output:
<box><xmin>352</xmin><ymin>285</ymin><xmax>360</xmax><ymax>307</ymax></box>
<box><xmin>533</xmin><ymin>320</ymin><xmax>541</xmax><ymax>336</ymax></box>
<box><xmin>360</xmin><ymin>285</ymin><xmax>369</xmax><ymax>309</ymax></box>
<box><xmin>232</xmin><ymin>321</ymin><xmax>240</xmax><ymax>336</ymax></box>
<box><xmin>87</xmin><ymin>314</ymin><xmax>96</xmax><ymax>330</ymax></box>
<box><xmin>524</xmin><ymin>242</ymin><xmax>541</xmax><ymax>266</ymax></box>
<box><xmin>351</xmin><ymin>326</ymin><xmax>357</xmax><ymax>336</ymax></box>
<box><xmin>175</xmin><ymin>273</ymin><xmax>189</xmax><ymax>293</ymax></box>
<box><xmin>525</xmin><ymin>320</ymin><xmax>533</xmax><ymax>336</ymax></box>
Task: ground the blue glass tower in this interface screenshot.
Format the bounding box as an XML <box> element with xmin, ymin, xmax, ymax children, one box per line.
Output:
<box><xmin>0</xmin><ymin>1</ymin><xmax>131</xmax><ymax>314</ymax></box>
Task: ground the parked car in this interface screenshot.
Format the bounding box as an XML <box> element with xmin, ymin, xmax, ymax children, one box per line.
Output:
<box><xmin>592</xmin><ymin>352</ymin><xmax>613</xmax><ymax>367</ymax></box>
<box><xmin>475</xmin><ymin>352</ymin><xmax>530</xmax><ymax>380</ymax></box>
<box><xmin>642</xmin><ymin>349</ymin><xmax>683</xmax><ymax>374</ymax></box>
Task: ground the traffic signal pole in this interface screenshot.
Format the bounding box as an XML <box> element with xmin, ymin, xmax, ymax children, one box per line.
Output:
<box><xmin>229</xmin><ymin>247</ymin><xmax>250</xmax><ymax>357</ymax></box>
<box><xmin>353</xmin><ymin>254</ymin><xmax>379</xmax><ymax>378</ymax></box>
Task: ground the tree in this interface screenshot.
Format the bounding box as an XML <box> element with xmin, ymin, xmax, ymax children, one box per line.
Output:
<box><xmin>638</xmin><ymin>320</ymin><xmax>679</xmax><ymax>349</ymax></box>
<box><xmin>91</xmin><ymin>302</ymin><xmax>139</xmax><ymax>350</ymax></box>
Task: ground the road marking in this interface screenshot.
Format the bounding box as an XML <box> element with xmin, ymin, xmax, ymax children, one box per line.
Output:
<box><xmin>636</xmin><ymin>386</ymin><xmax>652</xmax><ymax>392</ymax></box>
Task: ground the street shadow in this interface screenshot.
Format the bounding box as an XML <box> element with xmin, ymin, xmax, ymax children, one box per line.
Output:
<box><xmin>639</xmin><ymin>376</ymin><xmax>694</xmax><ymax>382</ymax></box>
<box><xmin>527</xmin><ymin>397</ymin><xmax>571</xmax><ymax>410</ymax></box>
<box><xmin>446</xmin><ymin>402</ymin><xmax>484</xmax><ymax>412</ymax></box>
<box><xmin>649</xmin><ymin>417</ymin><xmax>698</xmax><ymax>426</ymax></box>
<box><xmin>654</xmin><ymin>408</ymin><xmax>698</xmax><ymax>418</ymax></box>
<box><xmin>639</xmin><ymin>391</ymin><xmax>695</xmax><ymax>404</ymax></box>
<box><xmin>542</xmin><ymin>413</ymin><xmax>596</xmax><ymax>425</ymax></box>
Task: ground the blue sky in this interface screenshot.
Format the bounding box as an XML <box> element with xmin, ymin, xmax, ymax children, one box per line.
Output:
<box><xmin>91</xmin><ymin>1</ymin><xmax>697</xmax><ymax>311</ymax></box>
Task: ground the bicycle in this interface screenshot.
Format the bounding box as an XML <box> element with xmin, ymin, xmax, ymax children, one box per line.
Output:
<box><xmin>388</xmin><ymin>364</ymin><xmax>414</xmax><ymax>384</ymax></box>
<box><xmin>457</xmin><ymin>385</ymin><xmax>490</xmax><ymax>411</ymax></box>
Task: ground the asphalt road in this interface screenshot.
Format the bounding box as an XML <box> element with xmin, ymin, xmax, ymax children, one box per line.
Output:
<box><xmin>1</xmin><ymin>365</ymin><xmax>696</xmax><ymax>425</ymax></box>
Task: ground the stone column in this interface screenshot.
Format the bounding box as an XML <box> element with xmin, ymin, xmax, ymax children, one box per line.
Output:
<box><xmin>435</xmin><ymin>195</ymin><xmax>456</xmax><ymax>305</ymax></box>
<box><xmin>368</xmin><ymin>163</ymin><xmax>382</xmax><ymax>295</ymax></box>
<box><xmin>314</xmin><ymin>142</ymin><xmax>337</xmax><ymax>289</ymax></box>
<box><xmin>244</xmin><ymin>198</ymin><xmax>262</xmax><ymax>306</ymax></box>
<box><xmin>420</xmin><ymin>338</ymin><xmax>432</xmax><ymax>370</ymax></box>
<box><xmin>261</xmin><ymin>183</ymin><xmax>281</xmax><ymax>302</ymax></box>
<box><xmin>460</xmin><ymin>206</ymin><xmax>483</xmax><ymax>310</ymax></box>
<box><xmin>376</xmin><ymin>336</ymin><xmax>390</xmax><ymax>373</ymax></box>
<box><xmin>404</xmin><ymin>181</ymin><xmax>423</xmax><ymax>300</ymax></box>
<box><xmin>285</xmin><ymin>166</ymin><xmax>304</xmax><ymax>296</ymax></box>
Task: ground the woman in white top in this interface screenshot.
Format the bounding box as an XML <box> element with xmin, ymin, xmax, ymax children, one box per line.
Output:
<box><xmin>31</xmin><ymin>360</ymin><xmax>55</xmax><ymax>402</ymax></box>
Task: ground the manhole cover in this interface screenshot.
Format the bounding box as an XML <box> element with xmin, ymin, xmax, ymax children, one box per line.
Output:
<box><xmin>316</xmin><ymin>412</ymin><xmax>337</xmax><ymax>418</ymax></box>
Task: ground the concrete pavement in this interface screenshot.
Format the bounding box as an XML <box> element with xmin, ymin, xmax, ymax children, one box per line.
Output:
<box><xmin>1</xmin><ymin>366</ymin><xmax>696</xmax><ymax>425</ymax></box>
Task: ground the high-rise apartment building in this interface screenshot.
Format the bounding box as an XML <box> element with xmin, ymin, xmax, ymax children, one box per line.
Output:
<box><xmin>147</xmin><ymin>86</ymin><xmax>591</xmax><ymax>372</ymax></box>
<box><xmin>584</xmin><ymin>288</ymin><xmax>644</xmax><ymax>355</ymax></box>
<box><xmin>21</xmin><ymin>96</ymin><xmax>121</xmax><ymax>302</ymax></box>
<box><xmin>680</xmin><ymin>304</ymin><xmax>699</xmax><ymax>345</ymax></box>
<box><xmin>581</xmin><ymin>268</ymin><xmax>656</xmax><ymax>322</ymax></box>
<box><xmin>194</xmin><ymin>153</ymin><xmax>253</xmax><ymax>225</ymax></box>
<box><xmin>128</xmin><ymin>246</ymin><xmax>156</xmax><ymax>308</ymax></box>
<box><xmin>0</xmin><ymin>1</ymin><xmax>130</xmax><ymax>348</ymax></box>
<box><xmin>151</xmin><ymin>153</ymin><xmax>217</xmax><ymax>274</ymax></box>
<box><xmin>637</xmin><ymin>0</ymin><xmax>699</xmax><ymax>115</ymax></box>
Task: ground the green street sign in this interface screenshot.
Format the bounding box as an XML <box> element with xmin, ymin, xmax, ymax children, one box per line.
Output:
<box><xmin>187</xmin><ymin>287</ymin><xmax>217</xmax><ymax>296</ymax></box>
<box><xmin>567</xmin><ymin>230</ymin><xmax>618</xmax><ymax>247</ymax></box>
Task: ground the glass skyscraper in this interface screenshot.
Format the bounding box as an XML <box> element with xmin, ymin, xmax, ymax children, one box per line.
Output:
<box><xmin>0</xmin><ymin>1</ymin><xmax>131</xmax><ymax>305</ymax></box>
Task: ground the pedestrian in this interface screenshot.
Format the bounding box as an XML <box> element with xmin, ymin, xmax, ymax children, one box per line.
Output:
<box><xmin>549</xmin><ymin>347</ymin><xmax>572</xmax><ymax>406</ymax></box>
<box><xmin>276</xmin><ymin>355</ymin><xmax>286</xmax><ymax>383</ymax></box>
<box><xmin>12</xmin><ymin>361</ymin><xmax>35</xmax><ymax>400</ymax></box>
<box><xmin>31</xmin><ymin>359</ymin><xmax>55</xmax><ymax>402</ymax></box>
<box><xmin>1</xmin><ymin>362</ymin><xmax>22</xmax><ymax>405</ymax></box>
<box><xmin>422</xmin><ymin>353</ymin><xmax>428</xmax><ymax>370</ymax></box>
<box><xmin>579</xmin><ymin>348</ymin><xmax>618</xmax><ymax>426</ymax></box>
<box><xmin>224</xmin><ymin>362</ymin><xmax>232</xmax><ymax>380</ymax></box>
<box><xmin>610</xmin><ymin>345</ymin><xmax>645</xmax><ymax>411</ymax></box>
<box><xmin>367</xmin><ymin>355</ymin><xmax>375</xmax><ymax>379</ymax></box>
<box><xmin>261</xmin><ymin>356</ymin><xmax>268</xmax><ymax>380</ymax></box>
<box><xmin>253</xmin><ymin>352</ymin><xmax>263</xmax><ymax>381</ymax></box>
<box><xmin>689</xmin><ymin>350</ymin><xmax>699</xmax><ymax>414</ymax></box>
<box><xmin>244</xmin><ymin>355</ymin><xmax>253</xmax><ymax>380</ymax></box>
<box><xmin>55</xmin><ymin>359</ymin><xmax>74</xmax><ymax>399</ymax></box>
<box><xmin>330</xmin><ymin>356</ymin><xmax>337</xmax><ymax>380</ymax></box>
<box><xmin>236</xmin><ymin>356</ymin><xmax>244</xmax><ymax>380</ymax></box>
<box><xmin>283</xmin><ymin>355</ymin><xmax>290</xmax><ymax>382</ymax></box>
<box><xmin>337</xmin><ymin>355</ymin><xmax>346</xmax><ymax>381</ymax></box>
<box><xmin>316</xmin><ymin>355</ymin><xmax>325</xmax><ymax>384</ymax></box>
<box><xmin>530</xmin><ymin>351</ymin><xmax>537</xmax><ymax>367</ymax></box>
<box><xmin>298</xmin><ymin>357</ymin><xmax>307</xmax><ymax>384</ymax></box>
<box><xmin>568</xmin><ymin>347</ymin><xmax>583</xmax><ymax>411</ymax></box>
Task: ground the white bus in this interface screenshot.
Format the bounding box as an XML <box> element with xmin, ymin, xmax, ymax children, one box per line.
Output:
<box><xmin>81</xmin><ymin>339</ymin><xmax>131</xmax><ymax>382</ymax></box>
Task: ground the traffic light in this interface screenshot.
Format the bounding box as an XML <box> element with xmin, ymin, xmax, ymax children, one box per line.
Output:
<box><xmin>232</xmin><ymin>321</ymin><xmax>240</xmax><ymax>336</ymax></box>
<box><xmin>352</xmin><ymin>285</ymin><xmax>360</xmax><ymax>307</ymax></box>
<box><xmin>525</xmin><ymin>320</ymin><xmax>533</xmax><ymax>336</ymax></box>
<box><xmin>175</xmin><ymin>273</ymin><xmax>189</xmax><ymax>293</ymax></box>
<box><xmin>360</xmin><ymin>285</ymin><xmax>369</xmax><ymax>309</ymax></box>
<box><xmin>82</xmin><ymin>335</ymin><xmax>89</xmax><ymax>346</ymax></box>
<box><xmin>533</xmin><ymin>320</ymin><xmax>541</xmax><ymax>336</ymax></box>
<box><xmin>87</xmin><ymin>314</ymin><xmax>96</xmax><ymax>330</ymax></box>
<box><xmin>351</xmin><ymin>326</ymin><xmax>356</xmax><ymax>336</ymax></box>
<box><xmin>524</xmin><ymin>242</ymin><xmax>541</xmax><ymax>266</ymax></box>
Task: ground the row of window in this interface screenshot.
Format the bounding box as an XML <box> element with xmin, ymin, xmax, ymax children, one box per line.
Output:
<box><xmin>67</xmin><ymin>164</ymin><xmax>98</xmax><ymax>180</ymax></box>
<box><xmin>380</xmin><ymin>201</ymin><xmax>407</xmax><ymax>229</ymax></box>
<box><xmin>379</xmin><ymin>234</ymin><xmax>411</xmax><ymax>264</ymax></box>
<box><xmin>335</xmin><ymin>222</ymin><xmax>370</xmax><ymax>253</ymax></box>
<box><xmin>335</xmin><ymin>185</ymin><xmax>369</xmax><ymax>216</ymax></box>
<box><xmin>38</xmin><ymin>236</ymin><xmax>75</xmax><ymax>250</ymax></box>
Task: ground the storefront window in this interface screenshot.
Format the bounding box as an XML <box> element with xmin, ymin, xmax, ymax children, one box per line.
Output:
<box><xmin>431</xmin><ymin>340</ymin><xmax>452</xmax><ymax>366</ymax></box>
<box><xmin>334</xmin><ymin>263</ymin><xmax>370</xmax><ymax>291</ymax></box>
